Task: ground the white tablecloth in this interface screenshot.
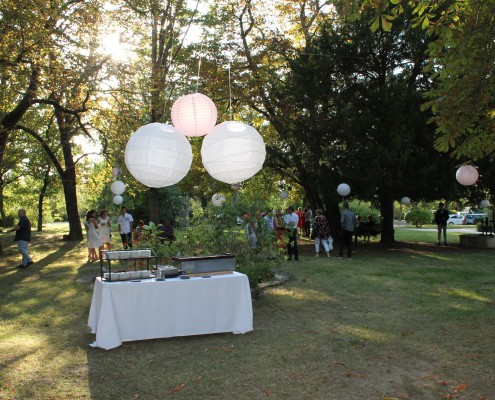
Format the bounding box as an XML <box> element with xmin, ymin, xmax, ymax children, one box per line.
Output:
<box><xmin>88</xmin><ymin>272</ymin><xmax>253</xmax><ymax>350</ymax></box>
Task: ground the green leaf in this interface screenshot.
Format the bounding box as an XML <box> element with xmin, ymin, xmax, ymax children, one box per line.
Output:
<box><xmin>390</xmin><ymin>0</ymin><xmax>401</xmax><ymax>4</ymax></box>
<box><xmin>381</xmin><ymin>16</ymin><xmax>393</xmax><ymax>31</ymax></box>
<box><xmin>421</xmin><ymin>15</ymin><xmax>430</xmax><ymax>30</ymax></box>
<box><xmin>370</xmin><ymin>17</ymin><xmax>380</xmax><ymax>32</ymax></box>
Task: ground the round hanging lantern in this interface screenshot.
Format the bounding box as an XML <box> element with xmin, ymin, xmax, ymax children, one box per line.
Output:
<box><xmin>400</xmin><ymin>196</ymin><xmax>411</xmax><ymax>205</ymax></box>
<box><xmin>231</xmin><ymin>183</ymin><xmax>241</xmax><ymax>191</ymax></box>
<box><xmin>337</xmin><ymin>183</ymin><xmax>351</xmax><ymax>197</ymax></box>
<box><xmin>112</xmin><ymin>167</ymin><xmax>120</xmax><ymax>177</ymax></box>
<box><xmin>456</xmin><ymin>165</ymin><xmax>478</xmax><ymax>186</ymax></box>
<box><xmin>280</xmin><ymin>190</ymin><xmax>289</xmax><ymax>199</ymax></box>
<box><xmin>125</xmin><ymin>123</ymin><xmax>192</xmax><ymax>188</ymax></box>
<box><xmin>201</xmin><ymin>121</ymin><xmax>266</xmax><ymax>184</ymax></box>
<box><xmin>110</xmin><ymin>180</ymin><xmax>126</xmax><ymax>195</ymax></box>
<box><xmin>211</xmin><ymin>193</ymin><xmax>226</xmax><ymax>207</ymax></box>
<box><xmin>171</xmin><ymin>93</ymin><xmax>217</xmax><ymax>137</ymax></box>
<box><xmin>113</xmin><ymin>195</ymin><xmax>123</xmax><ymax>205</ymax></box>
<box><xmin>481</xmin><ymin>199</ymin><xmax>490</xmax><ymax>208</ymax></box>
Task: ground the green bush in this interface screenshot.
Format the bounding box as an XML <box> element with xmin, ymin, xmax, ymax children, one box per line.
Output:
<box><xmin>142</xmin><ymin>195</ymin><xmax>280</xmax><ymax>288</ymax></box>
<box><xmin>349</xmin><ymin>200</ymin><xmax>380</xmax><ymax>222</ymax></box>
<box><xmin>405</xmin><ymin>208</ymin><xmax>432</xmax><ymax>227</ymax></box>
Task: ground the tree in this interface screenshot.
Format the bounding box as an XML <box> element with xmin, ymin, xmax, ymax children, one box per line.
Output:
<box><xmin>102</xmin><ymin>0</ymin><xmax>203</xmax><ymax>224</ymax></box>
<box><xmin>359</xmin><ymin>0</ymin><xmax>495</xmax><ymax>160</ymax></box>
<box><xmin>0</xmin><ymin>0</ymin><xmax>105</xmax><ymax>247</ymax></box>
<box><xmin>226</xmin><ymin>1</ymin><xmax>459</xmax><ymax>242</ymax></box>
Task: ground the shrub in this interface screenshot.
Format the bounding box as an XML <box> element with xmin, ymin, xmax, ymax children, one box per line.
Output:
<box><xmin>349</xmin><ymin>200</ymin><xmax>380</xmax><ymax>222</ymax></box>
<box><xmin>405</xmin><ymin>208</ymin><xmax>432</xmax><ymax>227</ymax></box>
<box><xmin>142</xmin><ymin>195</ymin><xmax>281</xmax><ymax>288</ymax></box>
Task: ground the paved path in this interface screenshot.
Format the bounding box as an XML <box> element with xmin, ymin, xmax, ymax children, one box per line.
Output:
<box><xmin>403</xmin><ymin>227</ymin><xmax>477</xmax><ymax>233</ymax></box>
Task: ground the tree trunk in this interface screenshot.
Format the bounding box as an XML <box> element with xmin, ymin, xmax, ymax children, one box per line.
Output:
<box><xmin>62</xmin><ymin>176</ymin><xmax>83</xmax><ymax>240</ymax></box>
<box><xmin>37</xmin><ymin>168</ymin><xmax>51</xmax><ymax>231</ymax></box>
<box><xmin>149</xmin><ymin>187</ymin><xmax>159</xmax><ymax>225</ymax></box>
<box><xmin>323</xmin><ymin>199</ymin><xmax>342</xmax><ymax>242</ymax></box>
<box><xmin>0</xmin><ymin>184</ymin><xmax>6</xmax><ymax>226</ymax></box>
<box><xmin>379</xmin><ymin>193</ymin><xmax>395</xmax><ymax>243</ymax></box>
<box><xmin>56</xmin><ymin>110</ymin><xmax>83</xmax><ymax>241</ymax></box>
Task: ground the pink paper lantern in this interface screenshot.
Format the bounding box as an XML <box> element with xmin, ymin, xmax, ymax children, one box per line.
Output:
<box><xmin>456</xmin><ymin>165</ymin><xmax>479</xmax><ymax>186</ymax></box>
<box><xmin>171</xmin><ymin>93</ymin><xmax>217</xmax><ymax>137</ymax></box>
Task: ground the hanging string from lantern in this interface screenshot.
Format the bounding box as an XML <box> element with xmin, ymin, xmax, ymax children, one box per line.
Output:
<box><xmin>228</xmin><ymin>61</ymin><xmax>233</xmax><ymax>120</ymax></box>
<box><xmin>195</xmin><ymin>40</ymin><xmax>204</xmax><ymax>93</ymax></box>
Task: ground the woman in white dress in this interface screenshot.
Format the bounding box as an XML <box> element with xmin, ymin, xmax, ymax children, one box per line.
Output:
<box><xmin>85</xmin><ymin>210</ymin><xmax>103</xmax><ymax>262</ymax></box>
<box><xmin>97</xmin><ymin>210</ymin><xmax>111</xmax><ymax>251</ymax></box>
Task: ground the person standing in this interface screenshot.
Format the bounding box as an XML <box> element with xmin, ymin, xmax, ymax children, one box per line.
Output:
<box><xmin>273</xmin><ymin>209</ymin><xmax>286</xmax><ymax>248</ymax></box>
<box><xmin>10</xmin><ymin>208</ymin><xmax>33</xmax><ymax>268</ymax></box>
<box><xmin>117</xmin><ymin>206</ymin><xmax>134</xmax><ymax>249</ymax></box>
<box><xmin>312</xmin><ymin>208</ymin><xmax>332</xmax><ymax>257</ymax></box>
<box><xmin>97</xmin><ymin>210</ymin><xmax>112</xmax><ymax>251</ymax></box>
<box><xmin>435</xmin><ymin>202</ymin><xmax>449</xmax><ymax>245</ymax></box>
<box><xmin>85</xmin><ymin>210</ymin><xmax>103</xmax><ymax>262</ymax></box>
<box><xmin>296</xmin><ymin>207</ymin><xmax>304</xmax><ymax>237</ymax></box>
<box><xmin>243</xmin><ymin>212</ymin><xmax>258</xmax><ymax>250</ymax></box>
<box><xmin>284</xmin><ymin>206</ymin><xmax>299</xmax><ymax>261</ymax></box>
<box><xmin>339</xmin><ymin>202</ymin><xmax>355</xmax><ymax>258</ymax></box>
<box><xmin>305</xmin><ymin>206</ymin><xmax>313</xmax><ymax>237</ymax></box>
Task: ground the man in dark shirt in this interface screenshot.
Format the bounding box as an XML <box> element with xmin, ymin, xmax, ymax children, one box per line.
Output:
<box><xmin>434</xmin><ymin>202</ymin><xmax>449</xmax><ymax>246</ymax></box>
<box><xmin>159</xmin><ymin>219</ymin><xmax>176</xmax><ymax>244</ymax></box>
<box><xmin>10</xmin><ymin>208</ymin><xmax>33</xmax><ymax>268</ymax></box>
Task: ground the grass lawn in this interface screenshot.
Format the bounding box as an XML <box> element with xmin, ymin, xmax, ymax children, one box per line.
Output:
<box><xmin>1</xmin><ymin>223</ymin><xmax>494</xmax><ymax>399</ymax></box>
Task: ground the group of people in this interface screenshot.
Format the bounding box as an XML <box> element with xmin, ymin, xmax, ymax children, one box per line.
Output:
<box><xmin>135</xmin><ymin>218</ymin><xmax>175</xmax><ymax>245</ymax></box>
<box><xmin>84</xmin><ymin>206</ymin><xmax>177</xmax><ymax>262</ymax></box>
<box><xmin>84</xmin><ymin>206</ymin><xmax>138</xmax><ymax>262</ymax></box>
<box><xmin>244</xmin><ymin>204</ymin><xmax>358</xmax><ymax>260</ymax></box>
<box><xmin>244</xmin><ymin>206</ymin><xmax>315</xmax><ymax>261</ymax></box>
<box><xmin>354</xmin><ymin>214</ymin><xmax>379</xmax><ymax>244</ymax></box>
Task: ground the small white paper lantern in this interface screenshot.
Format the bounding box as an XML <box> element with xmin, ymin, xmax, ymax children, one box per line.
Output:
<box><xmin>125</xmin><ymin>123</ymin><xmax>192</xmax><ymax>188</ymax></box>
<box><xmin>201</xmin><ymin>121</ymin><xmax>266</xmax><ymax>184</ymax></box>
<box><xmin>212</xmin><ymin>193</ymin><xmax>226</xmax><ymax>207</ymax></box>
<box><xmin>171</xmin><ymin>93</ymin><xmax>217</xmax><ymax>137</ymax></box>
<box><xmin>337</xmin><ymin>183</ymin><xmax>351</xmax><ymax>197</ymax></box>
<box><xmin>280</xmin><ymin>190</ymin><xmax>289</xmax><ymax>199</ymax></box>
<box><xmin>112</xmin><ymin>167</ymin><xmax>120</xmax><ymax>177</ymax></box>
<box><xmin>456</xmin><ymin>165</ymin><xmax>478</xmax><ymax>186</ymax></box>
<box><xmin>400</xmin><ymin>196</ymin><xmax>411</xmax><ymax>205</ymax></box>
<box><xmin>110</xmin><ymin>180</ymin><xmax>126</xmax><ymax>195</ymax></box>
<box><xmin>113</xmin><ymin>195</ymin><xmax>123</xmax><ymax>205</ymax></box>
<box><xmin>481</xmin><ymin>199</ymin><xmax>490</xmax><ymax>208</ymax></box>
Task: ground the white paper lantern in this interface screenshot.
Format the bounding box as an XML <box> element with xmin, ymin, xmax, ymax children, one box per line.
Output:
<box><xmin>201</xmin><ymin>121</ymin><xmax>266</xmax><ymax>184</ymax></box>
<box><xmin>113</xmin><ymin>195</ymin><xmax>123</xmax><ymax>205</ymax></box>
<box><xmin>456</xmin><ymin>165</ymin><xmax>478</xmax><ymax>186</ymax></box>
<box><xmin>125</xmin><ymin>123</ymin><xmax>192</xmax><ymax>188</ymax></box>
<box><xmin>110</xmin><ymin>180</ymin><xmax>126</xmax><ymax>195</ymax></box>
<box><xmin>337</xmin><ymin>183</ymin><xmax>351</xmax><ymax>197</ymax></box>
<box><xmin>171</xmin><ymin>93</ymin><xmax>217</xmax><ymax>137</ymax></box>
<box><xmin>481</xmin><ymin>199</ymin><xmax>490</xmax><ymax>208</ymax></box>
<box><xmin>400</xmin><ymin>196</ymin><xmax>411</xmax><ymax>205</ymax></box>
<box><xmin>112</xmin><ymin>167</ymin><xmax>120</xmax><ymax>177</ymax></box>
<box><xmin>212</xmin><ymin>193</ymin><xmax>226</xmax><ymax>207</ymax></box>
<box><xmin>280</xmin><ymin>190</ymin><xmax>289</xmax><ymax>199</ymax></box>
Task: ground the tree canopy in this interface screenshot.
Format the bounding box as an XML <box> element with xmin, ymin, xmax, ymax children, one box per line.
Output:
<box><xmin>0</xmin><ymin>0</ymin><xmax>493</xmax><ymax>249</ymax></box>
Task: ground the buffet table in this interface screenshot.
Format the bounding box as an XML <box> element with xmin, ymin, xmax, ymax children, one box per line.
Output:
<box><xmin>88</xmin><ymin>272</ymin><xmax>253</xmax><ymax>350</ymax></box>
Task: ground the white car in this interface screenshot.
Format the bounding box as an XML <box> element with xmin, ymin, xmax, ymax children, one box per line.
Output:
<box><xmin>447</xmin><ymin>214</ymin><xmax>464</xmax><ymax>225</ymax></box>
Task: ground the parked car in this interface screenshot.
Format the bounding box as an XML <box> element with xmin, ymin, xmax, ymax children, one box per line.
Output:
<box><xmin>447</xmin><ymin>214</ymin><xmax>464</xmax><ymax>225</ymax></box>
<box><xmin>463</xmin><ymin>213</ymin><xmax>487</xmax><ymax>225</ymax></box>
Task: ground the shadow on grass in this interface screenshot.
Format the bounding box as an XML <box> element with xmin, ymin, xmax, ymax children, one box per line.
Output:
<box><xmin>2</xmin><ymin>230</ymin><xmax>495</xmax><ymax>399</ymax></box>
